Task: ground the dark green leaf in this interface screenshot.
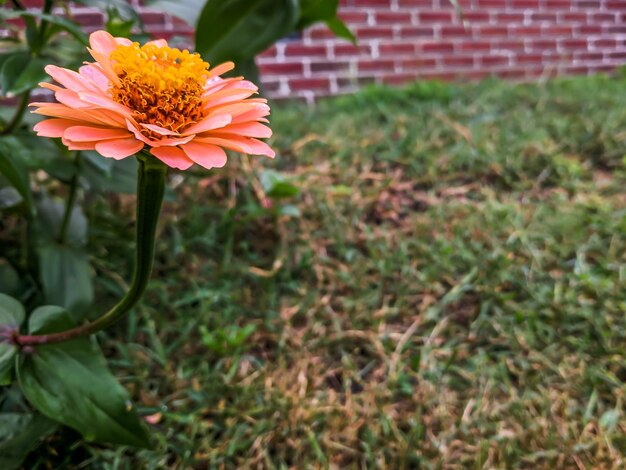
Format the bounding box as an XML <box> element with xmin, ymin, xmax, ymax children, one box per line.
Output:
<box><xmin>0</xmin><ymin>412</ymin><xmax>57</xmax><ymax>470</ymax></box>
<box><xmin>0</xmin><ymin>294</ymin><xmax>24</xmax><ymax>385</ymax></box>
<box><xmin>0</xmin><ymin>11</ymin><xmax>88</xmax><ymax>46</ymax></box>
<box><xmin>0</xmin><ymin>138</ymin><xmax>34</xmax><ymax>212</ymax></box>
<box><xmin>80</xmin><ymin>153</ymin><xmax>138</xmax><ymax>194</ymax></box>
<box><xmin>8</xmin><ymin>57</ymin><xmax>48</xmax><ymax>96</ymax></box>
<box><xmin>36</xmin><ymin>196</ymin><xmax>87</xmax><ymax>246</ymax></box>
<box><xmin>0</xmin><ymin>53</ymin><xmax>30</xmax><ymax>97</ymax></box>
<box><xmin>0</xmin><ymin>260</ymin><xmax>19</xmax><ymax>296</ymax></box>
<box><xmin>195</xmin><ymin>0</ymin><xmax>299</xmax><ymax>65</ymax></box>
<box><xmin>37</xmin><ymin>244</ymin><xmax>93</xmax><ymax>317</ymax></box>
<box><xmin>297</xmin><ymin>0</ymin><xmax>338</xmax><ymax>28</ymax></box>
<box><xmin>16</xmin><ymin>307</ymin><xmax>152</xmax><ymax>448</ymax></box>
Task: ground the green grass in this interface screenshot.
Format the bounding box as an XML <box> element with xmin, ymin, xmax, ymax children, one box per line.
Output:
<box><xmin>34</xmin><ymin>75</ymin><xmax>626</xmax><ymax>468</ymax></box>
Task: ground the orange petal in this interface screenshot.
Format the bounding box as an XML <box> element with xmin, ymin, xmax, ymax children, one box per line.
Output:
<box><xmin>145</xmin><ymin>39</ymin><xmax>168</xmax><ymax>48</ymax></box>
<box><xmin>95</xmin><ymin>138</ymin><xmax>144</xmax><ymax>160</ymax></box>
<box><xmin>45</xmin><ymin>65</ymin><xmax>97</xmax><ymax>93</ymax></box>
<box><xmin>151</xmin><ymin>146</ymin><xmax>194</xmax><ymax>170</ymax></box>
<box><xmin>32</xmin><ymin>104</ymin><xmax>126</xmax><ymax>127</ymax></box>
<box><xmin>55</xmin><ymin>89</ymin><xmax>93</xmax><ymax>109</ymax></box>
<box><xmin>87</xmin><ymin>48</ymin><xmax>120</xmax><ymax>86</ymax></box>
<box><xmin>33</xmin><ymin>118</ymin><xmax>77</xmax><ymax>137</ymax></box>
<box><xmin>79</xmin><ymin>64</ymin><xmax>110</xmax><ymax>91</ymax></box>
<box><xmin>77</xmin><ymin>92</ymin><xmax>133</xmax><ymax>118</ymax></box>
<box><xmin>182</xmin><ymin>114</ymin><xmax>231</xmax><ymax>135</ymax></box>
<box><xmin>180</xmin><ymin>142</ymin><xmax>227</xmax><ymax>169</ymax></box>
<box><xmin>64</xmin><ymin>126</ymin><xmax>131</xmax><ymax>142</ymax></box>
<box><xmin>89</xmin><ymin>30</ymin><xmax>131</xmax><ymax>56</ymax></box>
<box><xmin>209</xmin><ymin>62</ymin><xmax>235</xmax><ymax>78</ymax></box>
<box><xmin>197</xmin><ymin>136</ymin><xmax>275</xmax><ymax>158</ymax></box>
<box><xmin>62</xmin><ymin>139</ymin><xmax>97</xmax><ymax>151</ymax></box>
<box><xmin>140</xmin><ymin>123</ymin><xmax>179</xmax><ymax>136</ymax></box>
<box><xmin>216</xmin><ymin>122</ymin><xmax>272</xmax><ymax>138</ymax></box>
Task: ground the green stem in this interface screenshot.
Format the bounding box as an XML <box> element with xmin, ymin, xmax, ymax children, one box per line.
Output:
<box><xmin>58</xmin><ymin>153</ymin><xmax>81</xmax><ymax>244</ymax></box>
<box><xmin>15</xmin><ymin>153</ymin><xmax>167</xmax><ymax>347</ymax></box>
<box><xmin>38</xmin><ymin>0</ymin><xmax>54</xmax><ymax>45</ymax></box>
<box><xmin>0</xmin><ymin>91</ymin><xmax>31</xmax><ymax>135</ymax></box>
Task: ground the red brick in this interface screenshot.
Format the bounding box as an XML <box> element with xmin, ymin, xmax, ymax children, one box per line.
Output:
<box><xmin>443</xmin><ymin>56</ymin><xmax>475</xmax><ymax>68</ymax></box>
<box><xmin>358</xmin><ymin>59</ymin><xmax>395</xmax><ymax>73</ymax></box>
<box><xmin>516</xmin><ymin>54</ymin><xmax>544</xmax><ymax>64</ymax></box>
<box><xmin>375</xmin><ymin>12</ymin><xmax>410</xmax><ymax>24</ymax></box>
<box><xmin>420</xmin><ymin>41</ymin><xmax>455</xmax><ymax>53</ymax></box>
<box><xmin>338</xmin><ymin>11</ymin><xmax>369</xmax><ymax>24</ymax></box>
<box><xmin>440</xmin><ymin>25</ymin><xmax>471</xmax><ymax>38</ymax></box>
<box><xmin>458</xmin><ymin>41</ymin><xmax>491</xmax><ymax>52</ymax></box>
<box><xmin>355</xmin><ymin>26</ymin><xmax>394</xmax><ymax>39</ymax></box>
<box><xmin>544</xmin><ymin>0</ymin><xmax>572</xmax><ymax>8</ymax></box>
<box><xmin>284</xmin><ymin>44</ymin><xmax>328</xmax><ymax>57</ymax></box>
<box><xmin>479</xmin><ymin>55</ymin><xmax>511</xmax><ymax>67</ymax></box>
<box><xmin>310</xmin><ymin>61</ymin><xmax>351</xmax><ymax>73</ymax></box>
<box><xmin>379</xmin><ymin>43</ymin><xmax>417</xmax><ymax>56</ymax></box>
<box><xmin>591</xmin><ymin>38</ymin><xmax>617</xmax><ymax>48</ymax></box>
<box><xmin>463</xmin><ymin>12</ymin><xmax>491</xmax><ymax>23</ymax></box>
<box><xmin>477</xmin><ymin>25</ymin><xmax>509</xmax><ymax>37</ymax></box>
<box><xmin>419</xmin><ymin>11</ymin><xmax>453</xmax><ymax>23</ymax></box>
<box><xmin>399</xmin><ymin>57</ymin><xmax>438</xmax><ymax>70</ymax></box>
<box><xmin>258</xmin><ymin>63</ymin><xmax>304</xmax><ymax>75</ymax></box>
<box><xmin>399</xmin><ymin>26</ymin><xmax>435</xmax><ymax>38</ymax></box>
<box><xmin>288</xmin><ymin>78</ymin><xmax>330</xmax><ymax>92</ymax></box>
<box><xmin>510</xmin><ymin>0</ymin><xmax>540</xmax><ymax>7</ymax></box>
<box><xmin>542</xmin><ymin>25</ymin><xmax>573</xmax><ymax>36</ymax></box>
<box><xmin>333</xmin><ymin>44</ymin><xmax>372</xmax><ymax>56</ymax></box>
<box><xmin>510</xmin><ymin>26</ymin><xmax>543</xmax><ymax>37</ymax></box>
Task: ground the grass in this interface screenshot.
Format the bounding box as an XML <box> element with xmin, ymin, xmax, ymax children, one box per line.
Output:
<box><xmin>31</xmin><ymin>75</ymin><xmax>626</xmax><ymax>468</ymax></box>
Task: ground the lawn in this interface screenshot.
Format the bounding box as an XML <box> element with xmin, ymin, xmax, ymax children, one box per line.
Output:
<box><xmin>28</xmin><ymin>75</ymin><xmax>626</xmax><ymax>468</ymax></box>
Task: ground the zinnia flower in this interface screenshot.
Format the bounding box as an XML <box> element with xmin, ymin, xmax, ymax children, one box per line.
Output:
<box><xmin>31</xmin><ymin>31</ymin><xmax>274</xmax><ymax>170</ymax></box>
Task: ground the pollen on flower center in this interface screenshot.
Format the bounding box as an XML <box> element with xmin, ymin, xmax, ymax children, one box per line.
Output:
<box><xmin>109</xmin><ymin>42</ymin><xmax>210</xmax><ymax>137</ymax></box>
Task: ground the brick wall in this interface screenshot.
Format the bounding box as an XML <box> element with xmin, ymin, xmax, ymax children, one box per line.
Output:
<box><xmin>257</xmin><ymin>0</ymin><xmax>626</xmax><ymax>102</ymax></box>
<box><xmin>6</xmin><ymin>1</ymin><xmax>626</xmax><ymax>102</ymax></box>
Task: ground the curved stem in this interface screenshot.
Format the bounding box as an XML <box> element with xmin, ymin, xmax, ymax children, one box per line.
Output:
<box><xmin>15</xmin><ymin>154</ymin><xmax>167</xmax><ymax>346</ymax></box>
<box><xmin>0</xmin><ymin>91</ymin><xmax>31</xmax><ymax>135</ymax></box>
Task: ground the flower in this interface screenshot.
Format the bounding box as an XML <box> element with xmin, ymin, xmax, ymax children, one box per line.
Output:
<box><xmin>31</xmin><ymin>31</ymin><xmax>274</xmax><ymax>170</ymax></box>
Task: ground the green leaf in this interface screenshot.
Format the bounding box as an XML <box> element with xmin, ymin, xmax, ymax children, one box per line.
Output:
<box><xmin>0</xmin><ymin>138</ymin><xmax>33</xmax><ymax>213</ymax></box>
<box><xmin>0</xmin><ymin>412</ymin><xmax>57</xmax><ymax>470</ymax></box>
<box><xmin>296</xmin><ymin>0</ymin><xmax>355</xmax><ymax>43</ymax></box>
<box><xmin>105</xmin><ymin>7</ymin><xmax>136</xmax><ymax>37</ymax></box>
<box><xmin>297</xmin><ymin>0</ymin><xmax>338</xmax><ymax>28</ymax></box>
<box><xmin>0</xmin><ymin>52</ymin><xmax>30</xmax><ymax>97</ymax></box>
<box><xmin>16</xmin><ymin>307</ymin><xmax>152</xmax><ymax>448</ymax></box>
<box><xmin>0</xmin><ymin>11</ymin><xmax>88</xmax><ymax>46</ymax></box>
<box><xmin>0</xmin><ymin>260</ymin><xmax>19</xmax><ymax>296</ymax></box>
<box><xmin>325</xmin><ymin>16</ymin><xmax>356</xmax><ymax>44</ymax></box>
<box><xmin>37</xmin><ymin>244</ymin><xmax>93</xmax><ymax>317</ymax></box>
<box><xmin>80</xmin><ymin>153</ymin><xmax>138</xmax><ymax>194</ymax></box>
<box><xmin>73</xmin><ymin>0</ymin><xmax>140</xmax><ymax>22</ymax></box>
<box><xmin>195</xmin><ymin>0</ymin><xmax>299</xmax><ymax>65</ymax></box>
<box><xmin>260</xmin><ymin>170</ymin><xmax>300</xmax><ymax>199</ymax></box>
<box><xmin>0</xmin><ymin>294</ymin><xmax>24</xmax><ymax>386</ymax></box>
<box><xmin>146</xmin><ymin>0</ymin><xmax>205</xmax><ymax>27</ymax></box>
<box><xmin>8</xmin><ymin>57</ymin><xmax>48</xmax><ymax>96</ymax></box>
<box><xmin>36</xmin><ymin>196</ymin><xmax>87</xmax><ymax>246</ymax></box>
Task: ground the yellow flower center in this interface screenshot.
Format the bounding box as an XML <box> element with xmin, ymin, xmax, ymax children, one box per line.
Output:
<box><xmin>109</xmin><ymin>42</ymin><xmax>209</xmax><ymax>137</ymax></box>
